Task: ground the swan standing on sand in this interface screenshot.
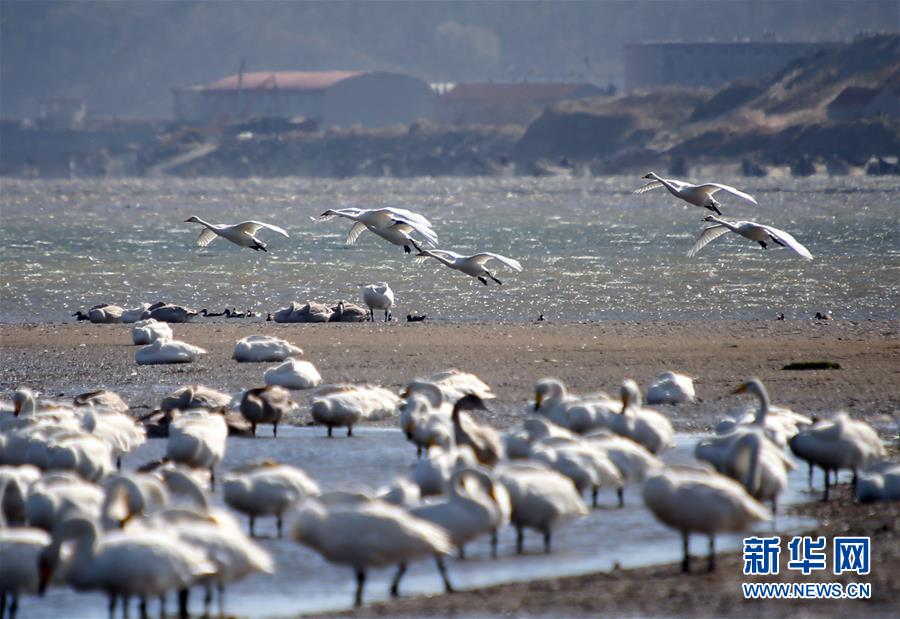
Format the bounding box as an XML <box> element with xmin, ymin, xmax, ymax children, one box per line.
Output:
<box><xmin>417</xmin><ymin>249</ymin><xmax>522</xmax><ymax>286</ymax></box>
<box><xmin>239</xmin><ymin>386</ymin><xmax>295</xmax><ymax>438</ymax></box>
<box><xmin>316</xmin><ymin>207</ymin><xmax>437</xmax><ymax>254</ymax></box>
<box><xmin>688</xmin><ymin>215</ymin><xmax>813</xmax><ymax>259</ymax></box>
<box><xmin>633</xmin><ymin>172</ymin><xmax>757</xmax><ymax>215</ymax></box>
<box><xmin>224</xmin><ymin>461</ymin><xmax>320</xmax><ymax>537</ymax></box>
<box><xmin>291</xmin><ymin>497</ymin><xmax>452</xmax><ymax>607</ymax></box>
<box><xmin>643</xmin><ymin>466</ymin><xmax>770</xmax><ymax>572</ymax></box>
<box><xmin>135</xmin><ymin>338</ymin><xmax>206</xmax><ymax>365</ymax></box>
<box><xmin>362</xmin><ymin>283</ymin><xmax>394</xmax><ymax>321</ymax></box>
<box><xmin>184</xmin><ymin>216</ymin><xmax>289</xmax><ymax>252</ymax></box>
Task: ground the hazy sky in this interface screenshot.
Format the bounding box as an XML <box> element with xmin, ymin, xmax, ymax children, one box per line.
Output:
<box><xmin>1</xmin><ymin>0</ymin><xmax>896</xmax><ymax>118</ymax></box>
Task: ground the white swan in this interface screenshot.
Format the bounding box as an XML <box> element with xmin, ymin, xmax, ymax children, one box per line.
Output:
<box><xmin>153</xmin><ymin>469</ymin><xmax>274</xmax><ymax>616</ymax></box>
<box><xmin>412</xmin><ymin>444</ymin><xmax>479</xmax><ymax>497</ymax></box>
<box><xmin>39</xmin><ymin>517</ymin><xmax>215</xmax><ymax>617</ymax></box>
<box><xmin>716</xmin><ymin>378</ymin><xmax>810</xmax><ymax>448</ymax></box>
<box><xmin>634</xmin><ymin>172</ymin><xmax>757</xmax><ymax>214</ymax></box>
<box><xmin>25</xmin><ymin>472</ymin><xmax>104</xmax><ymax>531</ymax></box>
<box><xmin>233</xmin><ymin>334</ymin><xmax>303</xmax><ymax>362</ymax></box>
<box><xmin>610</xmin><ymin>380</ymin><xmax>674</xmax><ymax>454</ymax></box>
<box><xmin>789</xmin><ymin>412</ymin><xmax>886</xmax><ymax>500</ymax></box>
<box><xmin>224</xmin><ymin>461</ymin><xmax>320</xmax><ymax>537</ymax></box>
<box><xmin>148</xmin><ymin>303</ymin><xmax>198</xmax><ymax>323</ymax></box>
<box><xmin>645</xmin><ymin>371</ymin><xmax>696</xmax><ymax>405</ymax></box>
<box><xmin>264</xmin><ymin>358</ymin><xmax>323</xmax><ymax>390</ymax></box>
<box><xmin>81</xmin><ymin>407</ymin><xmax>146</xmax><ymax>468</ymax></box>
<box><xmin>585</xmin><ymin>431</ymin><xmax>662</xmax><ymax>506</ymax></box>
<box><xmin>411</xmin><ymin>467</ymin><xmax>511</xmax><ymax>560</ymax></box>
<box><xmin>239</xmin><ymin>386</ymin><xmax>295</xmax><ymax>437</ymax></box>
<box><xmin>362</xmin><ymin>282</ymin><xmax>394</xmax><ymax>322</ymax></box>
<box><xmin>496</xmin><ymin>462</ymin><xmax>588</xmax><ymax>554</ymax></box>
<box><xmin>165</xmin><ymin>410</ymin><xmax>228</xmax><ymax>488</ymax></box>
<box><xmin>290</xmin><ymin>497</ymin><xmax>452</xmax><ymax>607</ymax></box>
<box><xmin>72</xmin><ymin>389</ymin><xmax>129</xmax><ymax>414</ymax></box>
<box><xmin>0</xmin><ymin>521</ymin><xmax>51</xmax><ymax>617</ymax></box>
<box><xmin>530</xmin><ymin>436</ymin><xmax>623</xmax><ymax>507</ymax></box>
<box><xmin>417</xmin><ymin>249</ymin><xmax>522</xmax><ymax>286</ymax></box>
<box><xmin>135</xmin><ymin>338</ymin><xmax>206</xmax><ymax>365</ymax></box>
<box><xmin>121</xmin><ymin>303</ymin><xmax>151</xmax><ymax>323</ymax></box>
<box><xmin>642</xmin><ymin>465</ymin><xmax>770</xmax><ymax>572</ymax></box>
<box><xmin>505</xmin><ymin>417</ymin><xmax>580</xmax><ymax>459</ymax></box>
<box><xmin>0</xmin><ymin>465</ymin><xmax>41</xmax><ymax>525</ymax></box>
<box><xmin>131</xmin><ymin>318</ymin><xmax>172</xmax><ymax>345</ymax></box>
<box><xmin>317</xmin><ymin>207</ymin><xmax>437</xmax><ymax>254</ymax></box>
<box><xmin>688</xmin><ymin>215</ymin><xmax>813</xmax><ymax>259</ymax></box>
<box><xmin>185</xmin><ymin>216</ymin><xmax>289</xmax><ymax>252</ymax></box>
<box><xmin>309</xmin><ymin>384</ymin><xmax>400</xmax><ymax>437</ymax></box>
<box><xmin>533</xmin><ymin>378</ymin><xmax>617</xmax><ymax>434</ymax></box>
<box><xmin>427</xmin><ymin>369</ymin><xmax>495</xmax><ymax>401</ymax></box>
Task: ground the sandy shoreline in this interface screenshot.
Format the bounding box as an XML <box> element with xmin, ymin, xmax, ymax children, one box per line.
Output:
<box><xmin>1</xmin><ymin>319</ymin><xmax>897</xmax><ymax>431</ymax></box>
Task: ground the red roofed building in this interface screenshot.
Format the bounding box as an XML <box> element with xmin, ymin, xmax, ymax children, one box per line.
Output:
<box><xmin>435</xmin><ymin>82</ymin><xmax>609</xmax><ymax>126</ymax></box>
<box><xmin>173</xmin><ymin>71</ymin><xmax>434</xmax><ymax>128</ymax></box>
<box><xmin>827</xmin><ymin>85</ymin><xmax>900</xmax><ymax>121</ymax></box>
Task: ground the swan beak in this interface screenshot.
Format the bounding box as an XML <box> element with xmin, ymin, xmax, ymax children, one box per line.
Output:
<box><xmin>38</xmin><ymin>558</ymin><xmax>52</xmax><ymax>595</ymax></box>
<box><xmin>400</xmin><ymin>388</ymin><xmax>410</xmax><ymax>398</ymax></box>
<box><xmin>621</xmin><ymin>392</ymin><xmax>629</xmax><ymax>413</ymax></box>
<box><xmin>533</xmin><ymin>392</ymin><xmax>543</xmax><ymax>411</ymax></box>
<box><xmin>404</xmin><ymin>421</ymin><xmax>414</xmax><ymax>437</ymax></box>
<box><xmin>13</xmin><ymin>399</ymin><xmax>22</xmax><ymax>416</ymax></box>
<box><xmin>732</xmin><ymin>383</ymin><xmax>749</xmax><ymax>395</ymax></box>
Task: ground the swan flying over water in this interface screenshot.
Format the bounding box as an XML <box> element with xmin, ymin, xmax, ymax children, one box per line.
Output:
<box><xmin>185</xmin><ymin>216</ymin><xmax>289</xmax><ymax>252</ymax></box>
<box><xmin>316</xmin><ymin>207</ymin><xmax>437</xmax><ymax>253</ymax></box>
<box><xmin>634</xmin><ymin>172</ymin><xmax>757</xmax><ymax>215</ymax></box>
<box><xmin>688</xmin><ymin>216</ymin><xmax>813</xmax><ymax>260</ymax></box>
<box><xmin>417</xmin><ymin>250</ymin><xmax>522</xmax><ymax>286</ymax></box>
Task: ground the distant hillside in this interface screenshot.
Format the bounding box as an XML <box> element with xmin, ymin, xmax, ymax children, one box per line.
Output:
<box><xmin>509</xmin><ymin>34</ymin><xmax>900</xmax><ymax>171</ymax></box>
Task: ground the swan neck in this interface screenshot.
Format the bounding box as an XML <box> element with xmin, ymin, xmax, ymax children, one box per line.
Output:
<box><xmin>752</xmin><ymin>385</ymin><xmax>770</xmax><ymax>425</ymax></box>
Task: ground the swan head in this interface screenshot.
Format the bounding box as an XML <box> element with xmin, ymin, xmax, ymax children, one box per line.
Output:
<box><xmin>184</xmin><ymin>216</ymin><xmax>202</xmax><ymax>223</ymax></box>
<box><xmin>642</xmin><ymin>172</ymin><xmax>660</xmax><ymax>180</ymax></box>
<box><xmin>452</xmin><ymin>393</ymin><xmax>489</xmax><ymax>418</ymax></box>
<box><xmin>620</xmin><ymin>379</ymin><xmax>642</xmax><ymax>412</ymax></box>
<box><xmin>13</xmin><ymin>387</ymin><xmax>36</xmax><ymax>416</ymax></box>
<box><xmin>732</xmin><ymin>378</ymin><xmax>766</xmax><ymax>399</ymax></box>
<box><xmin>534</xmin><ymin>378</ymin><xmax>565</xmax><ymax>411</ymax></box>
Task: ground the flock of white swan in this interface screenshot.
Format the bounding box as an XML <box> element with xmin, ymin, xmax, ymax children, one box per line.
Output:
<box><xmin>2</xmin><ymin>360</ymin><xmax>896</xmax><ymax>618</ymax></box>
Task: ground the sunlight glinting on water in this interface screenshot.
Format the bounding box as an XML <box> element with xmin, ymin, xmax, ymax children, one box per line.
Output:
<box><xmin>0</xmin><ymin>175</ymin><xmax>898</xmax><ymax>323</ymax></box>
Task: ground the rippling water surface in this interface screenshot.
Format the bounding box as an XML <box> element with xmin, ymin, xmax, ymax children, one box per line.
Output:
<box><xmin>1</xmin><ymin>176</ymin><xmax>898</xmax><ymax>322</ymax></box>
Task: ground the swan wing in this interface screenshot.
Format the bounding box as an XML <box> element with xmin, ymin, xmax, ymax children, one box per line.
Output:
<box><xmin>687</xmin><ymin>224</ymin><xmax>731</xmax><ymax>258</ymax></box>
<box><xmin>196</xmin><ymin>228</ymin><xmax>219</xmax><ymax>247</ymax></box>
<box><xmin>759</xmin><ymin>224</ymin><xmax>813</xmax><ymax>260</ymax></box>
<box><xmin>392</xmin><ymin>218</ymin><xmax>439</xmax><ymax>246</ymax></box>
<box><xmin>235</xmin><ymin>221</ymin><xmax>290</xmax><ymax>237</ymax></box>
<box><xmin>345</xmin><ymin>222</ymin><xmax>367</xmax><ymax>245</ymax></box>
<box><xmin>697</xmin><ymin>183</ymin><xmax>758</xmax><ymax>205</ymax></box>
<box><xmin>379</xmin><ymin>207</ymin><xmax>432</xmax><ymax>228</ymax></box>
<box><xmin>471</xmin><ymin>252</ymin><xmax>523</xmax><ymax>271</ymax></box>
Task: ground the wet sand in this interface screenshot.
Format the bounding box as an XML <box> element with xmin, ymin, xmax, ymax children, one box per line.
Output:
<box><xmin>1</xmin><ymin>319</ymin><xmax>898</xmax><ymax>431</ymax></box>
<box><xmin>2</xmin><ymin>318</ymin><xmax>899</xmax><ymax>617</ymax></box>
